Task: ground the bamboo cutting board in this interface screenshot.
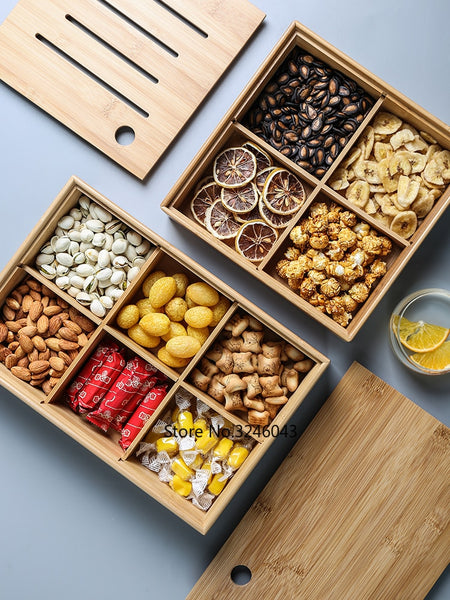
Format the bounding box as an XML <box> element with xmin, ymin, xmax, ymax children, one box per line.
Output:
<box><xmin>188</xmin><ymin>363</ymin><xmax>450</xmax><ymax>600</ymax></box>
<box><xmin>0</xmin><ymin>0</ymin><xmax>265</xmax><ymax>179</ymax></box>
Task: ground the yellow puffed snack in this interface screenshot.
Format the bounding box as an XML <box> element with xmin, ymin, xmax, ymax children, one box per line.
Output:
<box><xmin>116</xmin><ymin>304</ymin><xmax>140</xmax><ymax>329</ymax></box>
<box><xmin>170</xmin><ymin>475</ymin><xmax>192</xmax><ymax>497</ymax></box>
<box><xmin>187</xmin><ymin>325</ymin><xmax>210</xmax><ymax>345</ymax></box>
<box><xmin>184</xmin><ymin>306</ymin><xmax>213</xmax><ymax>328</ymax></box>
<box><xmin>164</xmin><ymin>297</ymin><xmax>188</xmax><ymax>322</ymax></box>
<box><xmin>172</xmin><ymin>273</ymin><xmax>189</xmax><ymax>298</ymax></box>
<box><xmin>208</xmin><ymin>473</ymin><xmax>227</xmax><ymax>496</ymax></box>
<box><xmin>149</xmin><ymin>276</ymin><xmax>177</xmax><ymax>308</ymax></box>
<box><xmin>166</xmin><ymin>335</ymin><xmax>201</xmax><ymax>359</ymax></box>
<box><xmin>136</xmin><ymin>298</ymin><xmax>163</xmax><ymax>317</ymax></box>
<box><xmin>142</xmin><ymin>270</ymin><xmax>166</xmax><ymax>297</ymax></box>
<box><xmin>196</xmin><ymin>430</ymin><xmax>218</xmax><ymax>454</ymax></box>
<box><xmin>128</xmin><ymin>324</ymin><xmax>160</xmax><ymax>348</ymax></box>
<box><xmin>209</xmin><ymin>297</ymin><xmax>231</xmax><ymax>327</ymax></box>
<box><xmin>157</xmin><ymin>347</ymin><xmax>190</xmax><ymax>369</ymax></box>
<box><xmin>161</xmin><ymin>322</ymin><xmax>187</xmax><ymax>342</ymax></box>
<box><xmin>227</xmin><ymin>445</ymin><xmax>249</xmax><ymax>469</ymax></box>
<box><xmin>186</xmin><ymin>282</ymin><xmax>219</xmax><ymax>307</ymax></box>
<box><xmin>177</xmin><ymin>410</ymin><xmax>194</xmax><ymax>432</ymax></box>
<box><xmin>156</xmin><ymin>436</ymin><xmax>178</xmax><ymax>455</ymax></box>
<box><xmin>171</xmin><ymin>457</ymin><xmax>194</xmax><ymax>481</ymax></box>
<box><xmin>140</xmin><ymin>312</ymin><xmax>170</xmax><ymax>337</ymax></box>
<box><xmin>213</xmin><ymin>438</ymin><xmax>234</xmax><ymax>460</ymax></box>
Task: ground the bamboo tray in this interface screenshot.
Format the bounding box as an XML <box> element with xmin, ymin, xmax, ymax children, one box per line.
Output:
<box><xmin>0</xmin><ymin>0</ymin><xmax>265</xmax><ymax>179</ymax></box>
<box><xmin>162</xmin><ymin>21</ymin><xmax>450</xmax><ymax>341</ymax></box>
<box><xmin>187</xmin><ymin>362</ymin><xmax>450</xmax><ymax>600</ymax></box>
<box><xmin>0</xmin><ymin>176</ymin><xmax>328</xmax><ymax>534</ymax></box>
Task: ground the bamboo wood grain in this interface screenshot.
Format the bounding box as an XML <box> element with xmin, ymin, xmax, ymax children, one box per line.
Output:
<box><xmin>0</xmin><ymin>176</ymin><xmax>328</xmax><ymax>533</ymax></box>
<box><xmin>187</xmin><ymin>362</ymin><xmax>450</xmax><ymax>598</ymax></box>
<box><xmin>162</xmin><ymin>21</ymin><xmax>450</xmax><ymax>342</ymax></box>
<box><xmin>0</xmin><ymin>0</ymin><xmax>265</xmax><ymax>178</ymax></box>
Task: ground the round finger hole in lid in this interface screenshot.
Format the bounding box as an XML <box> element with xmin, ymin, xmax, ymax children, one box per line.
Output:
<box><xmin>230</xmin><ymin>565</ymin><xmax>252</xmax><ymax>585</ymax></box>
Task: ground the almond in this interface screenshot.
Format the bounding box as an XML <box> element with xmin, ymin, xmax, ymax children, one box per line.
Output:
<box><xmin>48</xmin><ymin>315</ymin><xmax>63</xmax><ymax>336</ymax></box>
<box><xmin>43</xmin><ymin>305</ymin><xmax>62</xmax><ymax>317</ymax></box>
<box><xmin>62</xmin><ymin>320</ymin><xmax>82</xmax><ymax>335</ymax></box>
<box><xmin>15</xmin><ymin>346</ymin><xmax>26</xmax><ymax>359</ymax></box>
<box><xmin>5</xmin><ymin>354</ymin><xmax>18</xmax><ymax>369</ymax></box>
<box><xmin>46</xmin><ymin>338</ymin><xmax>61</xmax><ymax>352</ymax></box>
<box><xmin>49</xmin><ymin>368</ymin><xmax>65</xmax><ymax>378</ymax></box>
<box><xmin>18</xmin><ymin>334</ymin><xmax>34</xmax><ymax>354</ymax></box>
<box><xmin>42</xmin><ymin>380</ymin><xmax>53</xmax><ymax>395</ymax></box>
<box><xmin>17</xmin><ymin>357</ymin><xmax>30</xmax><ymax>368</ymax></box>
<box><xmin>49</xmin><ymin>377</ymin><xmax>60</xmax><ymax>388</ymax></box>
<box><xmin>27</xmin><ymin>279</ymin><xmax>41</xmax><ymax>292</ymax></box>
<box><xmin>59</xmin><ymin>327</ymin><xmax>78</xmax><ymax>343</ymax></box>
<box><xmin>57</xmin><ymin>297</ymin><xmax>69</xmax><ymax>309</ymax></box>
<box><xmin>41</xmin><ymin>296</ymin><xmax>50</xmax><ymax>308</ymax></box>
<box><xmin>2</xmin><ymin>306</ymin><xmax>16</xmax><ymax>321</ymax></box>
<box><xmin>58</xmin><ymin>339</ymin><xmax>79</xmax><ymax>351</ymax></box>
<box><xmin>29</xmin><ymin>359</ymin><xmax>50</xmax><ymax>374</ymax></box>
<box><xmin>41</xmin><ymin>285</ymin><xmax>54</xmax><ymax>298</ymax></box>
<box><xmin>5</xmin><ymin>320</ymin><xmax>22</xmax><ymax>333</ymax></box>
<box><xmin>29</xmin><ymin>301</ymin><xmax>44</xmax><ymax>322</ymax></box>
<box><xmin>11</xmin><ymin>366</ymin><xmax>31</xmax><ymax>381</ymax></box>
<box><xmin>6</xmin><ymin>331</ymin><xmax>14</xmax><ymax>343</ymax></box>
<box><xmin>49</xmin><ymin>357</ymin><xmax>65</xmax><ymax>371</ymax></box>
<box><xmin>32</xmin><ymin>336</ymin><xmax>47</xmax><ymax>352</ymax></box>
<box><xmin>58</xmin><ymin>351</ymin><xmax>72</xmax><ymax>366</ymax></box>
<box><xmin>39</xmin><ymin>349</ymin><xmax>51</xmax><ymax>361</ymax></box>
<box><xmin>11</xmin><ymin>290</ymin><xmax>23</xmax><ymax>304</ymax></box>
<box><xmin>17</xmin><ymin>284</ymin><xmax>30</xmax><ymax>295</ymax></box>
<box><xmin>8</xmin><ymin>341</ymin><xmax>19</xmax><ymax>352</ymax></box>
<box><xmin>5</xmin><ymin>297</ymin><xmax>20</xmax><ymax>311</ymax></box>
<box><xmin>68</xmin><ymin>350</ymin><xmax>79</xmax><ymax>362</ymax></box>
<box><xmin>0</xmin><ymin>323</ymin><xmax>8</xmax><ymax>343</ymax></box>
<box><xmin>29</xmin><ymin>290</ymin><xmax>41</xmax><ymax>301</ymax></box>
<box><xmin>28</xmin><ymin>349</ymin><xmax>39</xmax><ymax>363</ymax></box>
<box><xmin>69</xmin><ymin>312</ymin><xmax>95</xmax><ymax>333</ymax></box>
<box><xmin>22</xmin><ymin>294</ymin><xmax>34</xmax><ymax>312</ymax></box>
<box><xmin>19</xmin><ymin>325</ymin><xmax>38</xmax><ymax>338</ymax></box>
<box><xmin>37</xmin><ymin>315</ymin><xmax>49</xmax><ymax>335</ymax></box>
<box><xmin>0</xmin><ymin>347</ymin><xmax>12</xmax><ymax>362</ymax></box>
<box><xmin>77</xmin><ymin>333</ymin><xmax>89</xmax><ymax>347</ymax></box>
<box><xmin>30</xmin><ymin>379</ymin><xmax>46</xmax><ymax>387</ymax></box>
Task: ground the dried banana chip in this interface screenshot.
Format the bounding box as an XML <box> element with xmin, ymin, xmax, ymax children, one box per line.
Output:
<box><xmin>434</xmin><ymin>150</ymin><xmax>450</xmax><ymax>178</ymax></box>
<box><xmin>372</xmin><ymin>211</ymin><xmax>393</xmax><ymax>228</ymax></box>
<box><xmin>390</xmin><ymin>210</ymin><xmax>417</xmax><ymax>238</ymax></box>
<box><xmin>389</xmin><ymin>152</ymin><xmax>412</xmax><ymax>177</ymax></box>
<box><xmin>405</xmin><ymin>136</ymin><xmax>428</xmax><ymax>153</ymax></box>
<box><xmin>426</xmin><ymin>144</ymin><xmax>440</xmax><ymax>162</ymax></box>
<box><xmin>397</xmin><ymin>175</ymin><xmax>420</xmax><ymax>208</ymax></box>
<box><xmin>420</xmin><ymin>130</ymin><xmax>437</xmax><ymax>144</ymax></box>
<box><xmin>377</xmin><ymin>158</ymin><xmax>399</xmax><ymax>193</ymax></box>
<box><xmin>354</xmin><ymin>160</ymin><xmax>382</xmax><ymax>184</ymax></box>
<box><xmin>341</xmin><ymin>147</ymin><xmax>361</xmax><ymax>169</ymax></box>
<box><xmin>390</xmin><ymin>128</ymin><xmax>415</xmax><ymax>151</ymax></box>
<box><xmin>374</xmin><ymin>142</ymin><xmax>393</xmax><ymax>162</ymax></box>
<box><xmin>329</xmin><ymin>168</ymin><xmax>350</xmax><ymax>191</ymax></box>
<box><xmin>379</xmin><ymin>194</ymin><xmax>401</xmax><ymax>216</ymax></box>
<box><xmin>410</xmin><ymin>188</ymin><xmax>434</xmax><ymax>218</ymax></box>
<box><xmin>359</xmin><ymin>126</ymin><xmax>375</xmax><ymax>159</ymax></box>
<box><xmin>423</xmin><ymin>160</ymin><xmax>445</xmax><ymax>186</ymax></box>
<box><xmin>365</xmin><ymin>198</ymin><xmax>378</xmax><ymax>215</ymax></box>
<box><xmin>346</xmin><ymin>180</ymin><xmax>370</xmax><ymax>208</ymax></box>
<box><xmin>373</xmin><ymin>111</ymin><xmax>402</xmax><ymax>135</ymax></box>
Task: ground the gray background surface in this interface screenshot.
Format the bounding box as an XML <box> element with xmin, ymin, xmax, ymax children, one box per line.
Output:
<box><xmin>0</xmin><ymin>0</ymin><xmax>448</xmax><ymax>598</ymax></box>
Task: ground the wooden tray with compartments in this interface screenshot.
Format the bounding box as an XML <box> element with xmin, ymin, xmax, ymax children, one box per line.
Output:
<box><xmin>0</xmin><ymin>0</ymin><xmax>265</xmax><ymax>179</ymax></box>
<box><xmin>0</xmin><ymin>176</ymin><xmax>328</xmax><ymax>534</ymax></box>
<box><xmin>162</xmin><ymin>21</ymin><xmax>450</xmax><ymax>341</ymax></box>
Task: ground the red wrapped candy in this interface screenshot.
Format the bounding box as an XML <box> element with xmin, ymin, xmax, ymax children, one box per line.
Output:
<box><xmin>77</xmin><ymin>349</ymin><xmax>126</xmax><ymax>414</ymax></box>
<box><xmin>86</xmin><ymin>356</ymin><xmax>154</xmax><ymax>433</ymax></box>
<box><xmin>66</xmin><ymin>343</ymin><xmax>118</xmax><ymax>412</ymax></box>
<box><xmin>119</xmin><ymin>384</ymin><xmax>168</xmax><ymax>450</ymax></box>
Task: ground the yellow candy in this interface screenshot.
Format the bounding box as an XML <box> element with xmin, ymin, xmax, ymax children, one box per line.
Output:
<box><xmin>128</xmin><ymin>324</ymin><xmax>160</xmax><ymax>348</ymax></box>
<box><xmin>194</xmin><ymin>418</ymin><xmax>209</xmax><ymax>437</ymax></box>
<box><xmin>196</xmin><ymin>430</ymin><xmax>218</xmax><ymax>454</ymax></box>
<box><xmin>187</xmin><ymin>325</ymin><xmax>210</xmax><ymax>345</ymax></box>
<box><xmin>213</xmin><ymin>438</ymin><xmax>234</xmax><ymax>460</ymax></box>
<box><xmin>140</xmin><ymin>312</ymin><xmax>170</xmax><ymax>336</ymax></box>
<box><xmin>182</xmin><ymin>453</ymin><xmax>203</xmax><ymax>470</ymax></box>
<box><xmin>157</xmin><ymin>347</ymin><xmax>190</xmax><ymax>369</ymax></box>
<box><xmin>186</xmin><ymin>282</ymin><xmax>219</xmax><ymax>307</ymax></box>
<box><xmin>136</xmin><ymin>298</ymin><xmax>163</xmax><ymax>317</ymax></box>
<box><xmin>227</xmin><ymin>445</ymin><xmax>249</xmax><ymax>469</ymax></box>
<box><xmin>142</xmin><ymin>270</ymin><xmax>166</xmax><ymax>297</ymax></box>
<box><xmin>161</xmin><ymin>322</ymin><xmax>187</xmax><ymax>342</ymax></box>
<box><xmin>156</xmin><ymin>436</ymin><xmax>178</xmax><ymax>455</ymax></box>
<box><xmin>171</xmin><ymin>457</ymin><xmax>194</xmax><ymax>481</ymax></box>
<box><xmin>200</xmin><ymin>460</ymin><xmax>213</xmax><ymax>484</ymax></box>
<box><xmin>170</xmin><ymin>475</ymin><xmax>192</xmax><ymax>497</ymax></box>
<box><xmin>177</xmin><ymin>410</ymin><xmax>194</xmax><ymax>432</ymax></box>
<box><xmin>149</xmin><ymin>276</ymin><xmax>177</xmax><ymax>308</ymax></box>
<box><xmin>164</xmin><ymin>297</ymin><xmax>187</xmax><ymax>322</ymax></box>
<box><xmin>116</xmin><ymin>304</ymin><xmax>140</xmax><ymax>329</ymax></box>
<box><xmin>143</xmin><ymin>430</ymin><xmax>161</xmax><ymax>444</ymax></box>
<box><xmin>208</xmin><ymin>473</ymin><xmax>227</xmax><ymax>496</ymax></box>
<box><xmin>171</xmin><ymin>406</ymin><xmax>180</xmax><ymax>422</ymax></box>
<box><xmin>184</xmin><ymin>306</ymin><xmax>213</xmax><ymax>328</ymax></box>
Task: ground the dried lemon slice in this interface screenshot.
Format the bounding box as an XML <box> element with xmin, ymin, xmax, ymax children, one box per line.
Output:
<box><xmin>191</xmin><ymin>183</ymin><xmax>221</xmax><ymax>225</ymax></box>
<box><xmin>262</xmin><ymin>168</ymin><xmax>305</xmax><ymax>215</ymax></box>
<box><xmin>410</xmin><ymin>341</ymin><xmax>450</xmax><ymax>371</ymax></box>
<box><xmin>258</xmin><ymin>195</ymin><xmax>295</xmax><ymax>229</ymax></box>
<box><xmin>255</xmin><ymin>166</ymin><xmax>277</xmax><ymax>194</ymax></box>
<box><xmin>213</xmin><ymin>147</ymin><xmax>257</xmax><ymax>188</ymax></box>
<box><xmin>235</xmin><ymin>220</ymin><xmax>278</xmax><ymax>262</ymax></box>
<box><xmin>235</xmin><ymin>205</ymin><xmax>261</xmax><ymax>224</ymax></box>
<box><xmin>221</xmin><ymin>182</ymin><xmax>259</xmax><ymax>214</ymax></box>
<box><xmin>242</xmin><ymin>141</ymin><xmax>272</xmax><ymax>172</ymax></box>
<box><xmin>205</xmin><ymin>200</ymin><xmax>241</xmax><ymax>240</ymax></box>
